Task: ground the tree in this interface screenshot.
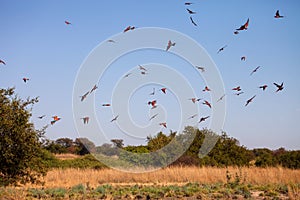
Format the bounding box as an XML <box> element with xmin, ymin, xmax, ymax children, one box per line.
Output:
<box><xmin>0</xmin><ymin>88</ymin><xmax>48</xmax><ymax>186</ymax></box>
<box><xmin>111</xmin><ymin>139</ymin><xmax>124</xmax><ymax>148</ymax></box>
<box><xmin>75</xmin><ymin>138</ymin><xmax>96</xmax><ymax>155</ymax></box>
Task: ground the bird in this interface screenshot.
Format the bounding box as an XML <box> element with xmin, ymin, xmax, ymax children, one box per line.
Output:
<box><xmin>234</xmin><ymin>31</ymin><xmax>239</xmax><ymax>35</ymax></box>
<box><xmin>166</xmin><ymin>40</ymin><xmax>176</xmax><ymax>51</ymax></box>
<box><xmin>186</xmin><ymin>8</ymin><xmax>196</xmax><ymax>14</ymax></box>
<box><xmin>236</xmin><ymin>18</ymin><xmax>249</xmax><ymax>31</ymax></box>
<box><xmin>235</xmin><ymin>91</ymin><xmax>244</xmax><ymax>96</ymax></box>
<box><xmin>274</xmin><ymin>10</ymin><xmax>284</xmax><ymax>18</ymax></box>
<box><xmin>149</xmin><ymin>88</ymin><xmax>155</xmax><ymax>95</ymax></box>
<box><xmin>51</xmin><ymin>116</ymin><xmax>61</xmax><ymax>125</ymax></box>
<box><xmin>148</xmin><ymin>100</ymin><xmax>157</xmax><ymax>109</ymax></box>
<box><xmin>139</xmin><ymin>65</ymin><xmax>147</xmax><ymax>71</ymax></box>
<box><xmin>245</xmin><ymin>95</ymin><xmax>256</xmax><ymax>106</ymax></box>
<box><xmin>81</xmin><ymin>117</ymin><xmax>89</xmax><ymax>124</ymax></box>
<box><xmin>0</xmin><ymin>59</ymin><xmax>6</xmax><ymax>65</ymax></box>
<box><xmin>110</xmin><ymin>115</ymin><xmax>119</xmax><ymax>122</ymax></box>
<box><xmin>190</xmin><ymin>16</ymin><xmax>198</xmax><ymax>26</ymax></box>
<box><xmin>189</xmin><ymin>98</ymin><xmax>201</xmax><ymax>103</ymax></box>
<box><xmin>38</xmin><ymin>115</ymin><xmax>46</xmax><ymax>119</ymax></box>
<box><xmin>102</xmin><ymin>103</ymin><xmax>111</xmax><ymax>107</ymax></box>
<box><xmin>199</xmin><ymin>116</ymin><xmax>210</xmax><ymax>123</ymax></box>
<box><xmin>123</xmin><ymin>73</ymin><xmax>132</xmax><ymax>78</ymax></box>
<box><xmin>123</xmin><ymin>26</ymin><xmax>135</xmax><ymax>32</ymax></box>
<box><xmin>159</xmin><ymin>122</ymin><xmax>167</xmax><ymax>128</ymax></box>
<box><xmin>149</xmin><ymin>113</ymin><xmax>158</xmax><ymax>121</ymax></box>
<box><xmin>195</xmin><ymin>66</ymin><xmax>205</xmax><ymax>72</ymax></box>
<box><xmin>202</xmin><ymin>86</ymin><xmax>211</xmax><ymax>92</ymax></box>
<box><xmin>188</xmin><ymin>114</ymin><xmax>198</xmax><ymax>119</ymax></box>
<box><xmin>80</xmin><ymin>91</ymin><xmax>89</xmax><ymax>102</ymax></box>
<box><xmin>273</xmin><ymin>82</ymin><xmax>284</xmax><ymax>92</ymax></box>
<box><xmin>217</xmin><ymin>45</ymin><xmax>227</xmax><ymax>53</ymax></box>
<box><xmin>65</xmin><ymin>20</ymin><xmax>72</xmax><ymax>25</ymax></box>
<box><xmin>241</xmin><ymin>56</ymin><xmax>246</xmax><ymax>61</ymax></box>
<box><xmin>232</xmin><ymin>86</ymin><xmax>242</xmax><ymax>91</ymax></box>
<box><xmin>184</xmin><ymin>2</ymin><xmax>193</xmax><ymax>5</ymax></box>
<box><xmin>160</xmin><ymin>88</ymin><xmax>167</xmax><ymax>94</ymax></box>
<box><xmin>217</xmin><ymin>94</ymin><xmax>226</xmax><ymax>102</ymax></box>
<box><xmin>250</xmin><ymin>66</ymin><xmax>261</xmax><ymax>76</ymax></box>
<box><xmin>90</xmin><ymin>84</ymin><xmax>98</xmax><ymax>93</ymax></box>
<box><xmin>259</xmin><ymin>85</ymin><xmax>268</xmax><ymax>91</ymax></box>
<box><xmin>203</xmin><ymin>100</ymin><xmax>212</xmax><ymax>108</ymax></box>
<box><xmin>22</xmin><ymin>77</ymin><xmax>29</xmax><ymax>83</ymax></box>
<box><xmin>107</xmin><ymin>39</ymin><xmax>116</xmax><ymax>43</ymax></box>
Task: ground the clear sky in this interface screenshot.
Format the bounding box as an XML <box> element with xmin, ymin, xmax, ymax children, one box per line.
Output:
<box><xmin>1</xmin><ymin>0</ymin><xmax>299</xmax><ymax>150</ymax></box>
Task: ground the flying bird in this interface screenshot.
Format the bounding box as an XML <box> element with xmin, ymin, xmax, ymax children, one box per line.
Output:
<box><xmin>250</xmin><ymin>66</ymin><xmax>261</xmax><ymax>76</ymax></box>
<box><xmin>199</xmin><ymin>116</ymin><xmax>210</xmax><ymax>123</ymax></box>
<box><xmin>189</xmin><ymin>98</ymin><xmax>201</xmax><ymax>103</ymax></box>
<box><xmin>80</xmin><ymin>91</ymin><xmax>89</xmax><ymax>102</ymax></box>
<box><xmin>217</xmin><ymin>45</ymin><xmax>227</xmax><ymax>53</ymax></box>
<box><xmin>190</xmin><ymin>16</ymin><xmax>198</xmax><ymax>26</ymax></box>
<box><xmin>245</xmin><ymin>95</ymin><xmax>256</xmax><ymax>106</ymax></box>
<box><xmin>202</xmin><ymin>86</ymin><xmax>211</xmax><ymax>92</ymax></box>
<box><xmin>235</xmin><ymin>92</ymin><xmax>244</xmax><ymax>96</ymax></box>
<box><xmin>38</xmin><ymin>115</ymin><xmax>46</xmax><ymax>119</ymax></box>
<box><xmin>166</xmin><ymin>40</ymin><xmax>176</xmax><ymax>51</ymax></box>
<box><xmin>148</xmin><ymin>100</ymin><xmax>157</xmax><ymax>109</ymax></box>
<box><xmin>273</xmin><ymin>82</ymin><xmax>284</xmax><ymax>92</ymax></box>
<box><xmin>236</xmin><ymin>18</ymin><xmax>249</xmax><ymax>31</ymax></box>
<box><xmin>186</xmin><ymin>8</ymin><xmax>196</xmax><ymax>14</ymax></box>
<box><xmin>160</xmin><ymin>88</ymin><xmax>167</xmax><ymax>94</ymax></box>
<box><xmin>65</xmin><ymin>20</ymin><xmax>72</xmax><ymax>25</ymax></box>
<box><xmin>149</xmin><ymin>88</ymin><xmax>155</xmax><ymax>95</ymax></box>
<box><xmin>123</xmin><ymin>26</ymin><xmax>135</xmax><ymax>32</ymax></box>
<box><xmin>107</xmin><ymin>39</ymin><xmax>116</xmax><ymax>43</ymax></box>
<box><xmin>159</xmin><ymin>122</ymin><xmax>167</xmax><ymax>128</ymax></box>
<box><xmin>184</xmin><ymin>2</ymin><xmax>193</xmax><ymax>5</ymax></box>
<box><xmin>259</xmin><ymin>85</ymin><xmax>268</xmax><ymax>91</ymax></box>
<box><xmin>81</xmin><ymin>117</ymin><xmax>89</xmax><ymax>124</ymax></box>
<box><xmin>234</xmin><ymin>31</ymin><xmax>239</xmax><ymax>35</ymax></box>
<box><xmin>232</xmin><ymin>86</ymin><xmax>242</xmax><ymax>91</ymax></box>
<box><xmin>22</xmin><ymin>77</ymin><xmax>29</xmax><ymax>83</ymax></box>
<box><xmin>110</xmin><ymin>115</ymin><xmax>119</xmax><ymax>122</ymax></box>
<box><xmin>149</xmin><ymin>113</ymin><xmax>158</xmax><ymax>121</ymax></box>
<box><xmin>203</xmin><ymin>100</ymin><xmax>212</xmax><ymax>108</ymax></box>
<box><xmin>274</xmin><ymin>10</ymin><xmax>284</xmax><ymax>18</ymax></box>
<box><xmin>102</xmin><ymin>103</ymin><xmax>111</xmax><ymax>107</ymax></box>
<box><xmin>188</xmin><ymin>114</ymin><xmax>198</xmax><ymax>119</ymax></box>
<box><xmin>241</xmin><ymin>56</ymin><xmax>246</xmax><ymax>61</ymax></box>
<box><xmin>123</xmin><ymin>73</ymin><xmax>132</xmax><ymax>78</ymax></box>
<box><xmin>195</xmin><ymin>66</ymin><xmax>205</xmax><ymax>72</ymax></box>
<box><xmin>217</xmin><ymin>94</ymin><xmax>226</xmax><ymax>102</ymax></box>
<box><xmin>0</xmin><ymin>59</ymin><xmax>6</xmax><ymax>65</ymax></box>
<box><xmin>90</xmin><ymin>84</ymin><xmax>98</xmax><ymax>93</ymax></box>
<box><xmin>51</xmin><ymin>116</ymin><xmax>61</xmax><ymax>125</ymax></box>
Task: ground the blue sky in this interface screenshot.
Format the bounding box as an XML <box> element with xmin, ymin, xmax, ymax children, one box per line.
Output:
<box><xmin>1</xmin><ymin>0</ymin><xmax>299</xmax><ymax>150</ymax></box>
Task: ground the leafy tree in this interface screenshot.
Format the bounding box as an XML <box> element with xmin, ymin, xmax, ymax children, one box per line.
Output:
<box><xmin>0</xmin><ymin>88</ymin><xmax>48</xmax><ymax>186</ymax></box>
<box><xmin>111</xmin><ymin>139</ymin><xmax>124</xmax><ymax>148</ymax></box>
<box><xmin>75</xmin><ymin>138</ymin><xmax>96</xmax><ymax>155</ymax></box>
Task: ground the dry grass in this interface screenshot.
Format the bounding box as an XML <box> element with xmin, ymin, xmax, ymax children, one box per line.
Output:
<box><xmin>27</xmin><ymin>166</ymin><xmax>300</xmax><ymax>188</ymax></box>
<box><xmin>54</xmin><ymin>153</ymin><xmax>81</xmax><ymax>160</ymax></box>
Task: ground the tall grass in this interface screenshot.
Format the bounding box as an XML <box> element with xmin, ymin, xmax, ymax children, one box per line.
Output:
<box><xmin>28</xmin><ymin>166</ymin><xmax>300</xmax><ymax>188</ymax></box>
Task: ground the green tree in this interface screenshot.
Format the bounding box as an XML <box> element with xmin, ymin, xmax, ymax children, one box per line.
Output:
<box><xmin>0</xmin><ymin>88</ymin><xmax>48</xmax><ymax>186</ymax></box>
<box><xmin>75</xmin><ymin>138</ymin><xmax>96</xmax><ymax>155</ymax></box>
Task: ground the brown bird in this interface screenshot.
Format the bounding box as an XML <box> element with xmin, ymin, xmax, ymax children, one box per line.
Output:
<box><xmin>102</xmin><ymin>103</ymin><xmax>111</xmax><ymax>107</ymax></box>
<box><xmin>81</xmin><ymin>117</ymin><xmax>90</xmax><ymax>124</ymax></box>
<box><xmin>186</xmin><ymin>8</ymin><xmax>196</xmax><ymax>14</ymax></box>
<box><xmin>22</xmin><ymin>77</ymin><xmax>29</xmax><ymax>83</ymax></box>
<box><xmin>259</xmin><ymin>85</ymin><xmax>268</xmax><ymax>91</ymax></box>
<box><xmin>123</xmin><ymin>26</ymin><xmax>135</xmax><ymax>32</ymax></box>
<box><xmin>190</xmin><ymin>16</ymin><xmax>198</xmax><ymax>26</ymax></box>
<box><xmin>250</xmin><ymin>66</ymin><xmax>261</xmax><ymax>76</ymax></box>
<box><xmin>38</xmin><ymin>115</ymin><xmax>46</xmax><ymax>119</ymax></box>
<box><xmin>273</xmin><ymin>82</ymin><xmax>284</xmax><ymax>92</ymax></box>
<box><xmin>159</xmin><ymin>122</ymin><xmax>167</xmax><ymax>128</ymax></box>
<box><xmin>202</xmin><ymin>86</ymin><xmax>211</xmax><ymax>92</ymax></box>
<box><xmin>217</xmin><ymin>45</ymin><xmax>227</xmax><ymax>53</ymax></box>
<box><xmin>245</xmin><ymin>95</ymin><xmax>256</xmax><ymax>106</ymax></box>
<box><xmin>90</xmin><ymin>84</ymin><xmax>98</xmax><ymax>93</ymax></box>
<box><xmin>0</xmin><ymin>59</ymin><xmax>6</xmax><ymax>65</ymax></box>
<box><xmin>189</xmin><ymin>98</ymin><xmax>201</xmax><ymax>103</ymax></box>
<box><xmin>236</xmin><ymin>18</ymin><xmax>249</xmax><ymax>31</ymax></box>
<box><xmin>110</xmin><ymin>115</ymin><xmax>119</xmax><ymax>122</ymax></box>
<box><xmin>232</xmin><ymin>86</ymin><xmax>242</xmax><ymax>91</ymax></box>
<box><xmin>241</xmin><ymin>56</ymin><xmax>246</xmax><ymax>61</ymax></box>
<box><xmin>203</xmin><ymin>100</ymin><xmax>212</xmax><ymax>108</ymax></box>
<box><xmin>166</xmin><ymin>40</ymin><xmax>176</xmax><ymax>51</ymax></box>
<box><xmin>65</xmin><ymin>20</ymin><xmax>72</xmax><ymax>25</ymax></box>
<box><xmin>217</xmin><ymin>94</ymin><xmax>226</xmax><ymax>102</ymax></box>
<box><xmin>160</xmin><ymin>88</ymin><xmax>167</xmax><ymax>94</ymax></box>
<box><xmin>199</xmin><ymin>116</ymin><xmax>210</xmax><ymax>123</ymax></box>
<box><xmin>80</xmin><ymin>91</ymin><xmax>89</xmax><ymax>102</ymax></box>
<box><xmin>274</xmin><ymin>10</ymin><xmax>284</xmax><ymax>18</ymax></box>
<box><xmin>148</xmin><ymin>100</ymin><xmax>157</xmax><ymax>109</ymax></box>
<box><xmin>195</xmin><ymin>66</ymin><xmax>205</xmax><ymax>72</ymax></box>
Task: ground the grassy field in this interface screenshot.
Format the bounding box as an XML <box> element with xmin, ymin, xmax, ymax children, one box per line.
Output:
<box><xmin>1</xmin><ymin>166</ymin><xmax>299</xmax><ymax>199</ymax></box>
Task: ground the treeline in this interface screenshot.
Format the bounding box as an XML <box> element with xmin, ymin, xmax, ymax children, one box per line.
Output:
<box><xmin>43</xmin><ymin>126</ymin><xmax>300</xmax><ymax>169</ymax></box>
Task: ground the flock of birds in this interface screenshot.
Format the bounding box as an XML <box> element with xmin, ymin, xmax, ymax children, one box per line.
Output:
<box><xmin>0</xmin><ymin>3</ymin><xmax>286</xmax><ymax>133</ymax></box>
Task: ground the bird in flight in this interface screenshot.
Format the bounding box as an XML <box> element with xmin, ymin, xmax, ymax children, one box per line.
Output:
<box><xmin>110</xmin><ymin>115</ymin><xmax>119</xmax><ymax>122</ymax></box>
<box><xmin>274</xmin><ymin>10</ymin><xmax>284</xmax><ymax>18</ymax></box>
<box><xmin>203</xmin><ymin>100</ymin><xmax>212</xmax><ymax>108</ymax></box>
<box><xmin>51</xmin><ymin>116</ymin><xmax>61</xmax><ymax>125</ymax></box>
<box><xmin>195</xmin><ymin>66</ymin><xmax>205</xmax><ymax>72</ymax></box>
<box><xmin>81</xmin><ymin>117</ymin><xmax>89</xmax><ymax>124</ymax></box>
<box><xmin>80</xmin><ymin>91</ymin><xmax>89</xmax><ymax>102</ymax></box>
<box><xmin>0</xmin><ymin>59</ymin><xmax>6</xmax><ymax>65</ymax></box>
<box><xmin>184</xmin><ymin>2</ymin><xmax>193</xmax><ymax>5</ymax></box>
<box><xmin>90</xmin><ymin>84</ymin><xmax>98</xmax><ymax>93</ymax></box>
<box><xmin>148</xmin><ymin>100</ymin><xmax>157</xmax><ymax>109</ymax></box>
<box><xmin>139</xmin><ymin>65</ymin><xmax>147</xmax><ymax>71</ymax></box>
<box><xmin>217</xmin><ymin>94</ymin><xmax>226</xmax><ymax>102</ymax></box>
<box><xmin>199</xmin><ymin>116</ymin><xmax>210</xmax><ymax>123</ymax></box>
<box><xmin>23</xmin><ymin>77</ymin><xmax>29</xmax><ymax>83</ymax></box>
<box><xmin>123</xmin><ymin>26</ymin><xmax>135</xmax><ymax>32</ymax></box>
<box><xmin>149</xmin><ymin>88</ymin><xmax>155</xmax><ymax>95</ymax></box>
<box><xmin>107</xmin><ymin>39</ymin><xmax>116</xmax><ymax>43</ymax></box>
<box><xmin>232</xmin><ymin>86</ymin><xmax>242</xmax><ymax>91</ymax></box>
<box><xmin>202</xmin><ymin>86</ymin><xmax>211</xmax><ymax>92</ymax></box>
<box><xmin>234</xmin><ymin>31</ymin><xmax>239</xmax><ymax>35</ymax></box>
<box><xmin>160</xmin><ymin>88</ymin><xmax>167</xmax><ymax>94</ymax></box>
<box><xmin>235</xmin><ymin>91</ymin><xmax>244</xmax><ymax>96</ymax></box>
<box><xmin>250</xmin><ymin>66</ymin><xmax>261</xmax><ymax>76</ymax></box>
<box><xmin>189</xmin><ymin>98</ymin><xmax>201</xmax><ymax>103</ymax></box>
<box><xmin>166</xmin><ymin>40</ymin><xmax>176</xmax><ymax>51</ymax></box>
<box><xmin>188</xmin><ymin>114</ymin><xmax>198</xmax><ymax>119</ymax></box>
<box><xmin>241</xmin><ymin>56</ymin><xmax>246</xmax><ymax>61</ymax></box>
<box><xmin>217</xmin><ymin>45</ymin><xmax>227</xmax><ymax>53</ymax></box>
<box><xmin>236</xmin><ymin>18</ymin><xmax>249</xmax><ymax>31</ymax></box>
<box><xmin>38</xmin><ymin>115</ymin><xmax>46</xmax><ymax>119</ymax></box>
<box><xmin>159</xmin><ymin>122</ymin><xmax>167</xmax><ymax>128</ymax></box>
<box><xmin>186</xmin><ymin>8</ymin><xmax>196</xmax><ymax>14</ymax></box>
<box><xmin>65</xmin><ymin>20</ymin><xmax>72</xmax><ymax>25</ymax></box>
<box><xmin>273</xmin><ymin>82</ymin><xmax>284</xmax><ymax>92</ymax></box>
<box><xmin>190</xmin><ymin>16</ymin><xmax>198</xmax><ymax>26</ymax></box>
<box><xmin>259</xmin><ymin>85</ymin><xmax>268</xmax><ymax>91</ymax></box>
<box><xmin>149</xmin><ymin>113</ymin><xmax>158</xmax><ymax>121</ymax></box>
<box><xmin>245</xmin><ymin>95</ymin><xmax>256</xmax><ymax>106</ymax></box>
<box><xmin>123</xmin><ymin>73</ymin><xmax>132</xmax><ymax>78</ymax></box>
<box><xmin>102</xmin><ymin>103</ymin><xmax>111</xmax><ymax>107</ymax></box>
